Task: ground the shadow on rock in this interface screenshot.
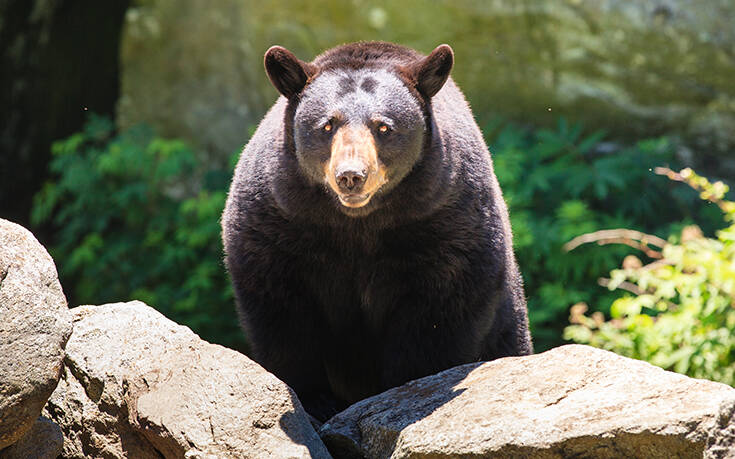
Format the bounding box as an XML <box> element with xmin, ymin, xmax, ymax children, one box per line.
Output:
<box><xmin>316</xmin><ymin>346</ymin><xmax>735</xmax><ymax>459</ymax></box>
<box><xmin>318</xmin><ymin>363</ymin><xmax>480</xmax><ymax>458</ymax></box>
<box><xmin>280</xmin><ymin>391</ymin><xmax>334</xmax><ymax>459</ymax></box>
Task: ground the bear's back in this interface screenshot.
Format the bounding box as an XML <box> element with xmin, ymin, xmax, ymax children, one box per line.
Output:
<box><xmin>312</xmin><ymin>41</ymin><xmax>422</xmax><ymax>71</ymax></box>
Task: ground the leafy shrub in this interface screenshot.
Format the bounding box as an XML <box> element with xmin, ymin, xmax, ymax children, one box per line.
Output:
<box><xmin>564</xmin><ymin>168</ymin><xmax>735</xmax><ymax>384</ymax></box>
<box><xmin>34</xmin><ymin>115</ymin><xmax>725</xmax><ymax>354</ymax></box>
<box><xmin>486</xmin><ymin>119</ymin><xmax>723</xmax><ymax>351</ymax></box>
<box><xmin>32</xmin><ymin>115</ymin><xmax>245</xmax><ymax>351</ymax></box>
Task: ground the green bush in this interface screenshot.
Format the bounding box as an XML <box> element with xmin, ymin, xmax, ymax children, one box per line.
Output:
<box><xmin>32</xmin><ymin>115</ymin><xmax>245</xmax><ymax>351</ymax></box>
<box><xmin>564</xmin><ymin>168</ymin><xmax>735</xmax><ymax>384</ymax></box>
<box><xmin>35</xmin><ymin>116</ymin><xmax>724</xmax><ymax>354</ymax></box>
<box><xmin>486</xmin><ymin>119</ymin><xmax>723</xmax><ymax>351</ymax></box>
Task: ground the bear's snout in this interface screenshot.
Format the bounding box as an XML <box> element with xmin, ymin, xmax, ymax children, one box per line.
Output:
<box><xmin>325</xmin><ymin>126</ymin><xmax>387</xmax><ymax>208</ymax></box>
<box><xmin>335</xmin><ymin>165</ymin><xmax>367</xmax><ymax>193</ymax></box>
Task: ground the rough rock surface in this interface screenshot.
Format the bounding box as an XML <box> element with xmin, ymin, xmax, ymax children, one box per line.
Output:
<box><xmin>118</xmin><ymin>0</ymin><xmax>272</xmax><ymax>164</ymax></box>
<box><xmin>0</xmin><ymin>416</ymin><xmax>63</xmax><ymax>459</ymax></box>
<box><xmin>118</xmin><ymin>0</ymin><xmax>735</xmax><ymax>175</ymax></box>
<box><xmin>44</xmin><ymin>301</ymin><xmax>331</xmax><ymax>458</ymax></box>
<box><xmin>321</xmin><ymin>345</ymin><xmax>735</xmax><ymax>458</ymax></box>
<box><xmin>0</xmin><ymin>219</ymin><xmax>72</xmax><ymax>449</ymax></box>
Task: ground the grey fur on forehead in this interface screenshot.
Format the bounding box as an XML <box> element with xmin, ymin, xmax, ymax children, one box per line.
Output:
<box><xmin>296</xmin><ymin>68</ymin><xmax>423</xmax><ymax>127</ymax></box>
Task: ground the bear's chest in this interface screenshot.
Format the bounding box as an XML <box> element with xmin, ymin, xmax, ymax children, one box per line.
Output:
<box><xmin>298</xmin><ymin>232</ymin><xmax>393</xmax><ymax>328</ymax></box>
<box><xmin>290</xmin><ymin>223</ymin><xmax>451</xmax><ymax>329</ymax></box>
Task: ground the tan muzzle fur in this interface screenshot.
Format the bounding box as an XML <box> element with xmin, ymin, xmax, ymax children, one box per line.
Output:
<box><xmin>324</xmin><ymin>126</ymin><xmax>387</xmax><ymax>208</ymax></box>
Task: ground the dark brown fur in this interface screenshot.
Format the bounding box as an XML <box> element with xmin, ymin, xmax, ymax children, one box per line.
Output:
<box><xmin>223</xmin><ymin>42</ymin><xmax>532</xmax><ymax>422</ymax></box>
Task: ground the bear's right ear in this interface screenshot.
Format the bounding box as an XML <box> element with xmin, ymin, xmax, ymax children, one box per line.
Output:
<box><xmin>264</xmin><ymin>46</ymin><xmax>317</xmax><ymax>99</ymax></box>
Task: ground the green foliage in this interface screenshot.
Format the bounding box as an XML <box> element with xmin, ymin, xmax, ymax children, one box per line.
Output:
<box><xmin>487</xmin><ymin>119</ymin><xmax>723</xmax><ymax>351</ymax></box>
<box><xmin>565</xmin><ymin>169</ymin><xmax>735</xmax><ymax>384</ymax></box>
<box><xmin>32</xmin><ymin>115</ymin><xmax>245</xmax><ymax>351</ymax></box>
<box><xmin>35</xmin><ymin>115</ymin><xmax>726</xmax><ymax>355</ymax></box>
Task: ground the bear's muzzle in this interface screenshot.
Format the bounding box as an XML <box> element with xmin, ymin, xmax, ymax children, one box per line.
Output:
<box><xmin>325</xmin><ymin>126</ymin><xmax>387</xmax><ymax>208</ymax></box>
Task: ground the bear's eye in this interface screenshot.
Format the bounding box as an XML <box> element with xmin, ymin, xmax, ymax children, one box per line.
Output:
<box><xmin>378</xmin><ymin>124</ymin><xmax>390</xmax><ymax>134</ymax></box>
<box><xmin>323</xmin><ymin>122</ymin><xmax>333</xmax><ymax>133</ymax></box>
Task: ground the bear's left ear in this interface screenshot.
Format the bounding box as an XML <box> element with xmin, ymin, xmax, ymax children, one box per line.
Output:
<box><xmin>264</xmin><ymin>46</ymin><xmax>317</xmax><ymax>99</ymax></box>
<box><xmin>408</xmin><ymin>44</ymin><xmax>454</xmax><ymax>99</ymax></box>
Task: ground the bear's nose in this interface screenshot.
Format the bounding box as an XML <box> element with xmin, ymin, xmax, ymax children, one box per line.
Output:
<box><xmin>336</xmin><ymin>168</ymin><xmax>366</xmax><ymax>193</ymax></box>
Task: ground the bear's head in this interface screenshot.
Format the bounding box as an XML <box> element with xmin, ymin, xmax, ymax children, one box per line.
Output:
<box><xmin>264</xmin><ymin>42</ymin><xmax>453</xmax><ymax>217</ymax></box>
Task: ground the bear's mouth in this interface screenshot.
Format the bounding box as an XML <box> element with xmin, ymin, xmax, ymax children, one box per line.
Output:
<box><xmin>338</xmin><ymin>192</ymin><xmax>372</xmax><ymax>208</ymax></box>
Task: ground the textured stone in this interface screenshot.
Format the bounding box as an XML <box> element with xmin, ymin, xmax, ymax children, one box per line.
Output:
<box><xmin>44</xmin><ymin>301</ymin><xmax>330</xmax><ymax>458</ymax></box>
<box><xmin>0</xmin><ymin>416</ymin><xmax>63</xmax><ymax>459</ymax></box>
<box><xmin>118</xmin><ymin>0</ymin><xmax>735</xmax><ymax>176</ymax></box>
<box><xmin>321</xmin><ymin>345</ymin><xmax>735</xmax><ymax>458</ymax></box>
<box><xmin>117</xmin><ymin>0</ymin><xmax>272</xmax><ymax>164</ymax></box>
<box><xmin>0</xmin><ymin>219</ymin><xmax>71</xmax><ymax>449</ymax></box>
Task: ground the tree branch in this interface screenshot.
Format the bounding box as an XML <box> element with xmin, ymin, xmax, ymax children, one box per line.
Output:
<box><xmin>563</xmin><ymin>229</ymin><xmax>666</xmax><ymax>258</ymax></box>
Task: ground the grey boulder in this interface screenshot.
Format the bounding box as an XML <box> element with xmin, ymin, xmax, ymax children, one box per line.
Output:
<box><xmin>118</xmin><ymin>0</ymin><xmax>735</xmax><ymax>175</ymax></box>
<box><xmin>0</xmin><ymin>219</ymin><xmax>71</xmax><ymax>450</ymax></box>
<box><xmin>321</xmin><ymin>344</ymin><xmax>735</xmax><ymax>458</ymax></box>
<box><xmin>44</xmin><ymin>301</ymin><xmax>331</xmax><ymax>458</ymax></box>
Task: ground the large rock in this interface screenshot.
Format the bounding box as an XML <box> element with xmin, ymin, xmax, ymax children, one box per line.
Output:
<box><xmin>44</xmin><ymin>301</ymin><xmax>331</xmax><ymax>458</ymax></box>
<box><xmin>0</xmin><ymin>219</ymin><xmax>71</xmax><ymax>449</ymax></box>
<box><xmin>321</xmin><ymin>345</ymin><xmax>735</xmax><ymax>458</ymax></box>
<box><xmin>118</xmin><ymin>0</ymin><xmax>735</xmax><ymax>176</ymax></box>
<box><xmin>118</xmin><ymin>0</ymin><xmax>272</xmax><ymax>165</ymax></box>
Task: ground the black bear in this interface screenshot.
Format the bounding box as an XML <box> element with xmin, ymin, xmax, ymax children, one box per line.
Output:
<box><xmin>222</xmin><ymin>42</ymin><xmax>532</xmax><ymax>421</ymax></box>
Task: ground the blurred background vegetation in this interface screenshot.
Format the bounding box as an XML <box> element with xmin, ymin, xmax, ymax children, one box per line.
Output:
<box><xmin>2</xmin><ymin>1</ymin><xmax>733</xmax><ymax>381</ymax></box>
